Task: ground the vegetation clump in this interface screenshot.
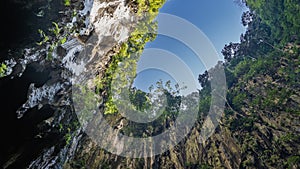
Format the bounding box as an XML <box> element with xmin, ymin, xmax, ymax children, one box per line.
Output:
<box><xmin>64</xmin><ymin>0</ymin><xmax>71</xmax><ymax>7</ymax></box>
<box><xmin>0</xmin><ymin>63</ymin><xmax>7</xmax><ymax>77</ymax></box>
<box><xmin>197</xmin><ymin>0</ymin><xmax>300</xmax><ymax>168</ymax></box>
<box><xmin>95</xmin><ymin>0</ymin><xmax>166</xmax><ymax>115</ymax></box>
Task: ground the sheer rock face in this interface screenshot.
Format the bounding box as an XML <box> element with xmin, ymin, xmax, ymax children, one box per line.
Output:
<box><xmin>28</xmin><ymin>0</ymin><xmax>140</xmax><ymax>168</ymax></box>
<box><xmin>72</xmin><ymin>0</ymin><xmax>137</xmax><ymax>87</ymax></box>
<box><xmin>2</xmin><ymin>0</ymin><xmax>137</xmax><ymax>168</ymax></box>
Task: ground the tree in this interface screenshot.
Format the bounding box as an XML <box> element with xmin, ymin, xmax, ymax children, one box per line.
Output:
<box><xmin>198</xmin><ymin>70</ymin><xmax>209</xmax><ymax>88</ymax></box>
<box><xmin>129</xmin><ymin>87</ymin><xmax>151</xmax><ymax>111</ymax></box>
<box><xmin>222</xmin><ymin>42</ymin><xmax>240</xmax><ymax>62</ymax></box>
<box><xmin>241</xmin><ymin>11</ymin><xmax>254</xmax><ymax>27</ymax></box>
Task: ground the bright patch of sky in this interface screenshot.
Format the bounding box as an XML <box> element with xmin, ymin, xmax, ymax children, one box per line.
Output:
<box><xmin>133</xmin><ymin>0</ymin><xmax>247</xmax><ymax>94</ymax></box>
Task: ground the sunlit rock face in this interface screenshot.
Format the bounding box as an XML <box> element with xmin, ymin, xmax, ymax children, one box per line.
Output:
<box><xmin>1</xmin><ymin>0</ymin><xmax>138</xmax><ymax>168</ymax></box>
<box><xmin>70</xmin><ymin>0</ymin><xmax>137</xmax><ymax>86</ymax></box>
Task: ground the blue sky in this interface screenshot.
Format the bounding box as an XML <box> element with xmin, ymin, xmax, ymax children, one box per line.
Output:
<box><xmin>159</xmin><ymin>0</ymin><xmax>247</xmax><ymax>51</ymax></box>
<box><xmin>133</xmin><ymin>0</ymin><xmax>247</xmax><ymax>93</ymax></box>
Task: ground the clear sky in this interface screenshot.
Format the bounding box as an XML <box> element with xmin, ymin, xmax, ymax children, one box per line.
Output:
<box><xmin>133</xmin><ymin>0</ymin><xmax>247</xmax><ymax>93</ymax></box>
<box><xmin>159</xmin><ymin>0</ymin><xmax>247</xmax><ymax>55</ymax></box>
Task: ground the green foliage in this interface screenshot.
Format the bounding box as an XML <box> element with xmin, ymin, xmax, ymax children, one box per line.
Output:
<box><xmin>137</xmin><ymin>0</ymin><xmax>166</xmax><ymax>20</ymax></box>
<box><xmin>104</xmin><ymin>99</ymin><xmax>118</xmax><ymax>115</ymax></box>
<box><xmin>246</xmin><ymin>0</ymin><xmax>300</xmax><ymax>44</ymax></box>
<box><xmin>229</xmin><ymin>116</ymin><xmax>255</xmax><ymax>131</ymax></box>
<box><xmin>64</xmin><ymin>0</ymin><xmax>71</xmax><ymax>6</ymax></box>
<box><xmin>232</xmin><ymin>93</ymin><xmax>247</xmax><ymax>111</ymax></box>
<box><xmin>214</xmin><ymin>1</ymin><xmax>300</xmax><ymax>168</ymax></box>
<box><xmin>50</xmin><ymin>22</ymin><xmax>61</xmax><ymax>37</ymax></box>
<box><xmin>121</xmin><ymin>82</ymin><xmax>181</xmax><ymax>137</ymax></box>
<box><xmin>129</xmin><ymin>88</ymin><xmax>151</xmax><ymax>111</ymax></box>
<box><xmin>47</xmin><ymin>42</ymin><xmax>57</xmax><ymax>60</ymax></box>
<box><xmin>69</xmin><ymin>159</ymin><xmax>86</xmax><ymax>169</ymax></box>
<box><xmin>198</xmin><ymin>164</ymin><xmax>212</xmax><ymax>169</ymax></box>
<box><xmin>286</xmin><ymin>156</ymin><xmax>300</xmax><ymax>168</ymax></box>
<box><xmin>58</xmin><ymin>120</ymin><xmax>80</xmax><ymax>146</ymax></box>
<box><xmin>64</xmin><ymin>127</ymin><xmax>72</xmax><ymax>145</ymax></box>
<box><xmin>60</xmin><ymin>36</ymin><xmax>67</xmax><ymax>44</ymax></box>
<box><xmin>185</xmin><ymin>163</ymin><xmax>212</xmax><ymax>169</ymax></box>
<box><xmin>198</xmin><ymin>95</ymin><xmax>211</xmax><ymax>115</ymax></box>
<box><xmin>73</xmin><ymin>85</ymin><xmax>99</xmax><ymax>121</ymax></box>
<box><xmin>95</xmin><ymin>0</ymin><xmax>166</xmax><ymax>115</ymax></box>
<box><xmin>0</xmin><ymin>63</ymin><xmax>7</xmax><ymax>77</ymax></box>
<box><xmin>233</xmin><ymin>59</ymin><xmax>251</xmax><ymax>78</ymax></box>
<box><xmin>36</xmin><ymin>29</ymin><xmax>49</xmax><ymax>45</ymax></box>
<box><xmin>72</xmin><ymin>9</ymin><xmax>77</xmax><ymax>17</ymax></box>
<box><xmin>225</xmin><ymin>68</ymin><xmax>236</xmax><ymax>88</ymax></box>
<box><xmin>279</xmin><ymin>133</ymin><xmax>299</xmax><ymax>142</ymax></box>
<box><xmin>37</xmin><ymin>21</ymin><xmax>70</xmax><ymax>60</ymax></box>
<box><xmin>59</xmin><ymin>123</ymin><xmax>63</xmax><ymax>132</ymax></box>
